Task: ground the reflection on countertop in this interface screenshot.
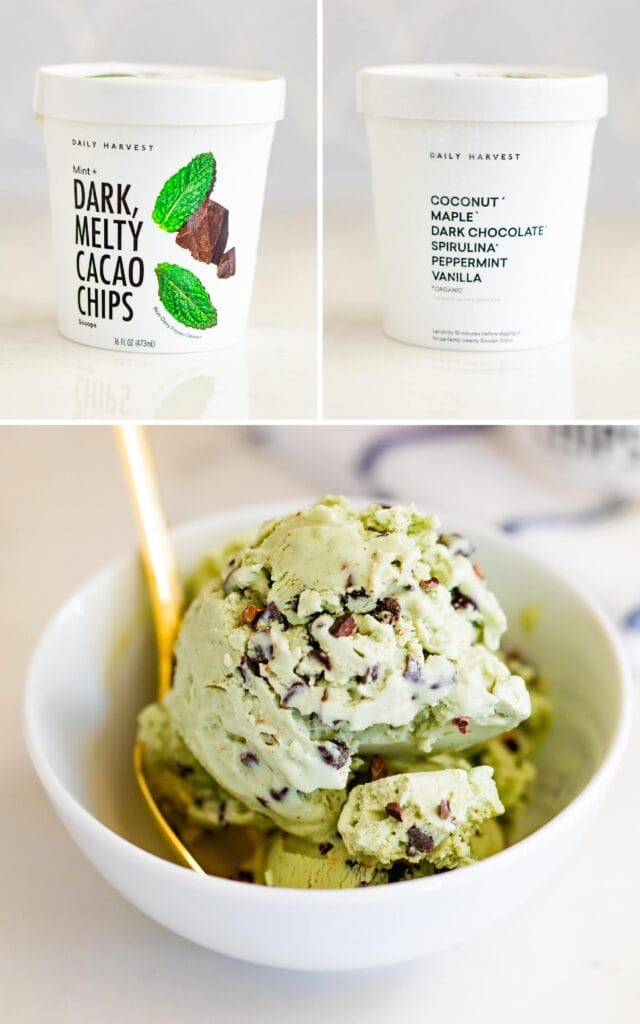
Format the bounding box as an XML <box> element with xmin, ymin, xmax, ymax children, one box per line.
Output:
<box><xmin>0</xmin><ymin>199</ymin><xmax>316</xmax><ymax>421</ymax></box>
<box><xmin>324</xmin><ymin>203</ymin><xmax>640</xmax><ymax>421</ymax></box>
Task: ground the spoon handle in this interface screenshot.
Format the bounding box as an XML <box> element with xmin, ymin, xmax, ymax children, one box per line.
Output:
<box><xmin>115</xmin><ymin>425</ymin><xmax>183</xmax><ymax>700</ymax></box>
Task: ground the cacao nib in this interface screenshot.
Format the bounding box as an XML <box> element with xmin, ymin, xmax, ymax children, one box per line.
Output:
<box><xmin>318</xmin><ymin>842</ymin><xmax>334</xmax><ymax>855</ymax></box>
<box><xmin>407</xmin><ymin>826</ymin><xmax>435</xmax><ymax>854</ymax></box>
<box><xmin>404</xmin><ymin>654</ymin><xmax>424</xmax><ymax>684</ymax></box>
<box><xmin>502</xmin><ymin>734</ymin><xmax>520</xmax><ymax>753</ymax></box>
<box><xmin>451</xmin><ymin>588</ymin><xmax>478</xmax><ymax>612</ymax></box>
<box><xmin>345</xmin><ymin>573</ymin><xmax>354</xmax><ymax>589</ymax></box>
<box><xmin>385</xmin><ymin>801</ymin><xmax>404</xmax><ymax>822</ymax></box>
<box><xmin>369</xmin><ymin>754</ymin><xmax>388</xmax><ymax>781</ymax></box>
<box><xmin>318</xmin><ymin>739</ymin><xmax>350</xmax><ymax>769</ymax></box>
<box><xmin>239</xmin><ymin>655</ymin><xmax>261</xmax><ymax>683</ymax></box>
<box><xmin>176</xmin><ymin>199</ymin><xmax>229</xmax><ymax>265</ymax></box>
<box><xmin>270</xmin><ymin>787</ymin><xmax>289</xmax><ymax>802</ymax></box>
<box><xmin>257</xmin><ymin>796</ymin><xmax>268</xmax><ymax>807</ymax></box>
<box><xmin>217</xmin><ymin>246</ymin><xmax>236</xmax><ymax>278</ymax></box>
<box><xmin>235</xmin><ymin>870</ymin><xmax>254</xmax><ymax>883</ymax></box>
<box><xmin>438</xmin><ymin>799</ymin><xmax>451</xmax><ymax>820</ymax></box>
<box><xmin>329</xmin><ymin>613</ymin><xmax>357</xmax><ymax>638</ymax></box>
<box><xmin>320</xmin><ymin>688</ymin><xmax>329</xmax><ymax>702</ymax></box>
<box><xmin>310</xmin><ymin>648</ymin><xmax>332</xmax><ymax>671</ymax></box>
<box><xmin>240</xmin><ymin>751</ymin><xmax>259</xmax><ymax>767</ymax></box>
<box><xmin>250</xmin><ymin>636</ymin><xmax>274</xmax><ymax>664</ymax></box>
<box><xmin>241</xmin><ymin>603</ymin><xmax>263</xmax><ymax>626</ymax></box>
<box><xmin>420</xmin><ymin>577</ymin><xmax>440</xmax><ymax>592</ymax></box>
<box><xmin>361</xmin><ymin>664</ymin><xmax>380</xmax><ymax>685</ymax></box>
<box><xmin>472</xmin><ymin>563</ymin><xmax>485</xmax><ymax>580</ymax></box>
<box><xmin>280</xmin><ymin>680</ymin><xmax>308</xmax><ymax>707</ymax></box>
<box><xmin>256</xmin><ymin>602</ymin><xmax>288</xmax><ymax>629</ymax></box>
<box><xmin>373</xmin><ymin>597</ymin><xmax>401</xmax><ymax>625</ymax></box>
<box><xmin>388</xmin><ymin>862</ymin><xmax>410</xmax><ymax>883</ymax></box>
<box><xmin>452</xmin><ymin>716</ymin><xmax>470</xmax><ymax>735</ymax></box>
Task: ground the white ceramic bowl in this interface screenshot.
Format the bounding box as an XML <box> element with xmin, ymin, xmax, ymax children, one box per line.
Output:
<box><xmin>24</xmin><ymin>501</ymin><xmax>631</xmax><ymax>972</ymax></box>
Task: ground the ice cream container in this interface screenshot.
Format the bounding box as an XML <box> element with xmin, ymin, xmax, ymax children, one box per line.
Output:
<box><xmin>357</xmin><ymin>65</ymin><xmax>607</xmax><ymax>351</ymax></box>
<box><xmin>34</xmin><ymin>64</ymin><xmax>285</xmax><ymax>353</ymax></box>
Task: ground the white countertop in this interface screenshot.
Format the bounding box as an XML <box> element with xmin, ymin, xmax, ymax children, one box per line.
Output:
<box><xmin>324</xmin><ymin>204</ymin><xmax>640</xmax><ymax>421</ymax></box>
<box><xmin>0</xmin><ymin>200</ymin><xmax>317</xmax><ymax>421</ymax></box>
<box><xmin>2</xmin><ymin>426</ymin><xmax>639</xmax><ymax>1021</ymax></box>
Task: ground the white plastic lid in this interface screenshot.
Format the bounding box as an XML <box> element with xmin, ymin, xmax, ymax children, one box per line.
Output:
<box><xmin>34</xmin><ymin>63</ymin><xmax>286</xmax><ymax>126</ymax></box>
<box><xmin>357</xmin><ymin>64</ymin><xmax>608</xmax><ymax>122</ymax></box>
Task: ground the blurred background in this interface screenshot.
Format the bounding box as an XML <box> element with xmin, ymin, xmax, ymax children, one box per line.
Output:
<box><xmin>323</xmin><ymin>0</ymin><xmax>640</xmax><ymax>420</ymax></box>
<box><xmin>0</xmin><ymin>0</ymin><xmax>317</xmax><ymax>420</ymax></box>
<box><xmin>325</xmin><ymin>0</ymin><xmax>640</xmax><ymax>202</ymax></box>
<box><xmin>0</xmin><ymin>0</ymin><xmax>316</xmax><ymax>202</ymax></box>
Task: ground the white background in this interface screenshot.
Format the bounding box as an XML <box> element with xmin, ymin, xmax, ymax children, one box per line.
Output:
<box><xmin>325</xmin><ymin>0</ymin><xmax>640</xmax><ymax>201</ymax></box>
<box><xmin>0</xmin><ymin>0</ymin><xmax>317</xmax><ymax>202</ymax></box>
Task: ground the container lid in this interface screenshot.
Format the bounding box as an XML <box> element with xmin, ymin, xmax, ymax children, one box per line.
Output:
<box><xmin>34</xmin><ymin>63</ymin><xmax>286</xmax><ymax>126</ymax></box>
<box><xmin>357</xmin><ymin>64</ymin><xmax>608</xmax><ymax>122</ymax></box>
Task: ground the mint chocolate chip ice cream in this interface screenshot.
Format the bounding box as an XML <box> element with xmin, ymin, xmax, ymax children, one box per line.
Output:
<box><xmin>137</xmin><ymin>497</ymin><xmax>547</xmax><ymax>887</ymax></box>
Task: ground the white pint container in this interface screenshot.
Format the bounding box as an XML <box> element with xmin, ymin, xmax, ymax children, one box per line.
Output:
<box><xmin>358</xmin><ymin>65</ymin><xmax>607</xmax><ymax>351</ymax></box>
<box><xmin>34</xmin><ymin>64</ymin><xmax>285</xmax><ymax>353</ymax></box>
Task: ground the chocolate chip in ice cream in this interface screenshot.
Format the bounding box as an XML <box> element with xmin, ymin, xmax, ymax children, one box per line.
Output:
<box><xmin>452</xmin><ymin>716</ymin><xmax>470</xmax><ymax>735</ymax></box>
<box><xmin>403</xmin><ymin>654</ymin><xmax>424</xmax><ymax>684</ymax></box>
<box><xmin>369</xmin><ymin>754</ymin><xmax>388</xmax><ymax>781</ymax></box>
<box><xmin>420</xmin><ymin>576</ymin><xmax>440</xmax><ymax>592</ymax></box>
<box><xmin>280</xmin><ymin>680</ymin><xmax>308</xmax><ymax>708</ymax></box>
<box><xmin>241</xmin><ymin>603</ymin><xmax>263</xmax><ymax>625</ymax></box>
<box><xmin>438</xmin><ymin>798</ymin><xmax>452</xmax><ymax>820</ymax></box>
<box><xmin>372</xmin><ymin>597</ymin><xmax>401</xmax><ymax>625</ymax></box>
<box><xmin>329</xmin><ymin>613</ymin><xmax>357</xmax><ymax>637</ymax></box>
<box><xmin>406</xmin><ymin>825</ymin><xmax>435</xmax><ymax>854</ymax></box>
<box><xmin>318</xmin><ymin>739</ymin><xmax>349</xmax><ymax>769</ymax></box>
<box><xmin>385</xmin><ymin>801</ymin><xmax>404</xmax><ymax>822</ymax></box>
<box><xmin>240</xmin><ymin>751</ymin><xmax>259</xmax><ymax>767</ymax></box>
<box><xmin>176</xmin><ymin>199</ymin><xmax>229</xmax><ymax>264</ymax></box>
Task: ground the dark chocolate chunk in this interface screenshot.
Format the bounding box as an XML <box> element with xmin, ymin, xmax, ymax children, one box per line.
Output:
<box><xmin>310</xmin><ymin>648</ymin><xmax>332</xmax><ymax>670</ymax></box>
<box><xmin>240</xmin><ymin>751</ymin><xmax>259</xmax><ymax>767</ymax></box>
<box><xmin>369</xmin><ymin>754</ymin><xmax>388</xmax><ymax>781</ymax></box>
<box><xmin>385</xmin><ymin>801</ymin><xmax>404</xmax><ymax>822</ymax></box>
<box><xmin>176</xmin><ymin>764</ymin><xmax>194</xmax><ymax>779</ymax></box>
<box><xmin>420</xmin><ymin>577</ymin><xmax>440</xmax><ymax>592</ymax></box>
<box><xmin>361</xmin><ymin>664</ymin><xmax>380</xmax><ymax>685</ymax></box>
<box><xmin>451</xmin><ymin>588</ymin><xmax>478</xmax><ymax>612</ymax></box>
<box><xmin>280</xmin><ymin>680</ymin><xmax>308</xmax><ymax>708</ymax></box>
<box><xmin>217</xmin><ymin>246</ymin><xmax>236</xmax><ymax>278</ymax></box>
<box><xmin>403</xmin><ymin>654</ymin><xmax>424</xmax><ymax>684</ymax></box>
<box><xmin>388</xmin><ymin>862</ymin><xmax>410</xmax><ymax>883</ymax></box>
<box><xmin>318</xmin><ymin>842</ymin><xmax>334</xmax><ymax>856</ymax></box>
<box><xmin>241</xmin><ymin>603</ymin><xmax>263</xmax><ymax>625</ymax></box>
<box><xmin>235</xmin><ymin>870</ymin><xmax>254</xmax><ymax>884</ymax></box>
<box><xmin>249</xmin><ymin>635</ymin><xmax>274</xmax><ymax>665</ymax></box>
<box><xmin>372</xmin><ymin>597</ymin><xmax>401</xmax><ymax>625</ymax></box>
<box><xmin>452</xmin><ymin>716</ymin><xmax>470</xmax><ymax>735</ymax></box>
<box><xmin>329</xmin><ymin>613</ymin><xmax>357</xmax><ymax>638</ymax></box>
<box><xmin>318</xmin><ymin>739</ymin><xmax>350</xmax><ymax>769</ymax></box>
<box><xmin>502</xmin><ymin>734</ymin><xmax>520</xmax><ymax>753</ymax></box>
<box><xmin>239</xmin><ymin>655</ymin><xmax>261</xmax><ymax>683</ymax></box>
<box><xmin>256</xmin><ymin>602</ymin><xmax>288</xmax><ymax>629</ymax></box>
<box><xmin>320</xmin><ymin>688</ymin><xmax>329</xmax><ymax>702</ymax></box>
<box><xmin>176</xmin><ymin>199</ymin><xmax>229</xmax><ymax>265</ymax></box>
<box><xmin>438</xmin><ymin>799</ymin><xmax>451</xmax><ymax>820</ymax></box>
<box><xmin>347</xmin><ymin>586</ymin><xmax>367</xmax><ymax>601</ymax></box>
<box><xmin>407</xmin><ymin>826</ymin><xmax>435</xmax><ymax>854</ymax></box>
<box><xmin>270</xmin><ymin>786</ymin><xmax>289</xmax><ymax>802</ymax></box>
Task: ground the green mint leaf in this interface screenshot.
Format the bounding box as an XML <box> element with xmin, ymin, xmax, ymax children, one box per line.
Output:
<box><xmin>155</xmin><ymin>262</ymin><xmax>217</xmax><ymax>330</ymax></box>
<box><xmin>152</xmin><ymin>152</ymin><xmax>215</xmax><ymax>233</ymax></box>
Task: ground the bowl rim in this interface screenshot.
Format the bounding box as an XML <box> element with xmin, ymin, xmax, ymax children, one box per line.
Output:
<box><xmin>24</xmin><ymin>498</ymin><xmax>633</xmax><ymax>906</ymax></box>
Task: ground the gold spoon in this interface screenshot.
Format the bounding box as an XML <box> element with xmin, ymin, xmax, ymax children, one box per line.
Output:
<box><xmin>115</xmin><ymin>425</ymin><xmax>204</xmax><ymax>874</ymax></box>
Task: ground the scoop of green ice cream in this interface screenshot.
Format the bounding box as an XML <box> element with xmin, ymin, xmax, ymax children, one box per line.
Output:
<box><xmin>138</xmin><ymin>702</ymin><xmax>271</xmax><ymax>831</ymax></box>
<box><xmin>167</xmin><ymin>498</ymin><xmax>529</xmax><ymax>840</ymax></box>
<box><xmin>263</xmin><ymin>833</ymin><xmax>390</xmax><ymax>889</ymax></box>
<box><xmin>338</xmin><ymin>767</ymin><xmax>503</xmax><ymax>869</ymax></box>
